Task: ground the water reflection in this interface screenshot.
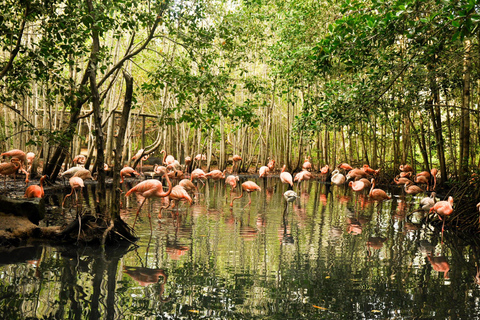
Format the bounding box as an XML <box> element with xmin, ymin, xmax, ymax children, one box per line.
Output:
<box><xmin>3</xmin><ymin>178</ymin><xmax>480</xmax><ymax>318</ymax></box>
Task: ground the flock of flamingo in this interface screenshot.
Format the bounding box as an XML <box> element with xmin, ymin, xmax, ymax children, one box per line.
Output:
<box><xmin>0</xmin><ymin>148</ymin><xmax>460</xmax><ymax>237</ymax></box>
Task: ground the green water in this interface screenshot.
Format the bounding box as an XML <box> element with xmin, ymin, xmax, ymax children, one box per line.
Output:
<box><xmin>1</xmin><ymin>177</ymin><xmax>480</xmax><ymax>319</ymax></box>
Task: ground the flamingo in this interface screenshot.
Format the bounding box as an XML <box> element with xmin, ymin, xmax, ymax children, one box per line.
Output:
<box><xmin>429</xmin><ymin>196</ymin><xmax>453</xmax><ymax>242</ymax></box>
<box><xmin>331</xmin><ymin>169</ymin><xmax>345</xmax><ymax>185</ymax></box>
<box><xmin>284</xmin><ymin>190</ymin><xmax>298</xmax><ymax>203</ymax></box>
<box><xmin>349</xmin><ymin>180</ymin><xmax>365</xmax><ymax>192</ymax></box>
<box><xmin>230</xmin><ymin>181</ymin><xmax>261</xmax><ymax>207</ymax></box>
<box><xmin>0</xmin><ymin>158</ymin><xmax>22</xmax><ymax>188</ymax></box>
<box><xmin>26</xmin><ymin>152</ymin><xmax>35</xmax><ymax>165</ymax></box>
<box><xmin>319</xmin><ymin>165</ymin><xmax>330</xmax><ymax>181</ymax></box>
<box><xmin>125</xmin><ymin>174</ymin><xmax>172</xmax><ymax>230</ymax></box>
<box><xmin>414</xmin><ymin>175</ymin><xmax>430</xmax><ymax>190</ymax></box>
<box><xmin>120</xmin><ymin>166</ymin><xmax>141</xmax><ymax>183</ymax></box>
<box><xmin>62</xmin><ymin>176</ymin><xmax>84</xmax><ymax>207</ymax></box>
<box><xmin>190</xmin><ymin>168</ymin><xmax>207</xmax><ymax>184</ymax></box>
<box><xmin>430</xmin><ymin>168</ymin><xmax>438</xmax><ymax>190</ymax></box>
<box><xmin>184</xmin><ymin>156</ymin><xmax>192</xmax><ymax>173</ymax></box>
<box><xmin>179</xmin><ymin>178</ymin><xmax>197</xmax><ymax>195</ymax></box>
<box><xmin>232</xmin><ymin>154</ymin><xmax>242</xmax><ymax>173</ymax></box>
<box><xmin>420</xmin><ymin>192</ymin><xmax>436</xmax><ymax>211</ymax></box>
<box><xmin>320</xmin><ymin>165</ymin><xmax>329</xmax><ymax>174</ymax></box>
<box><xmin>73</xmin><ymin>168</ymin><xmax>95</xmax><ymax>181</ymax></box>
<box><xmin>72</xmin><ymin>154</ymin><xmax>86</xmax><ymax>165</ymax></box>
<box><xmin>1</xmin><ymin>149</ymin><xmax>26</xmax><ymax>165</ymax></box>
<box><xmin>160</xmin><ymin>185</ymin><xmax>193</xmax><ymax>217</ymax></box>
<box><xmin>25</xmin><ymin>175</ymin><xmax>48</xmax><ymax>198</ymax></box>
<box><xmin>404</xmin><ymin>181</ymin><xmax>424</xmax><ymax>195</ymax></box>
<box><xmin>225</xmin><ymin>175</ymin><xmax>239</xmax><ymax>191</ymax></box>
<box><xmin>399</xmin><ymin>164</ymin><xmax>414</xmax><ymax>172</ymax></box>
<box><xmin>154</xmin><ymin>164</ymin><xmax>167</xmax><ymax>176</ymax></box>
<box><xmin>362</xmin><ymin>164</ymin><xmax>380</xmax><ymax>175</ymax></box>
<box><xmin>267</xmin><ymin>158</ymin><xmax>275</xmax><ymax>172</ymax></box>
<box><xmin>259</xmin><ymin>166</ymin><xmax>269</xmax><ymax>178</ymax></box>
<box><xmin>338</xmin><ymin>163</ymin><xmax>353</xmax><ymax>172</ymax></box>
<box><xmin>346</xmin><ymin>168</ymin><xmax>368</xmax><ymax>180</ymax></box>
<box><xmin>160</xmin><ymin>150</ymin><xmax>175</xmax><ymax>166</ymax></box>
<box><xmin>358</xmin><ymin>178</ymin><xmax>371</xmax><ymax>189</ymax></box>
<box><xmin>294</xmin><ymin>170</ymin><xmax>313</xmax><ymax>189</ymax></box>
<box><xmin>166</xmin><ymin>165</ymin><xmax>185</xmax><ymax>180</ymax></box>
<box><xmin>280</xmin><ymin>165</ymin><xmax>293</xmax><ymax>188</ymax></box>
<box><xmin>60</xmin><ymin>166</ymin><xmax>83</xmax><ymax>178</ymax></box>
<box><xmin>302</xmin><ymin>157</ymin><xmax>312</xmax><ymax>171</ymax></box>
<box><xmin>399</xmin><ymin>171</ymin><xmax>413</xmax><ymax>178</ymax></box>
<box><xmin>369</xmin><ymin>178</ymin><xmax>391</xmax><ymax>202</ymax></box>
<box><xmin>206</xmin><ymin>169</ymin><xmax>226</xmax><ymax>180</ymax></box>
<box><xmin>393</xmin><ymin>176</ymin><xmax>411</xmax><ymax>185</ymax></box>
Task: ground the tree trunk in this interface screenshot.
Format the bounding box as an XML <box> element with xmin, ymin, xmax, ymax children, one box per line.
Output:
<box><xmin>111</xmin><ymin>72</ymin><xmax>133</xmax><ymax>220</ymax></box>
<box><xmin>459</xmin><ymin>39</ymin><xmax>471</xmax><ymax>177</ymax></box>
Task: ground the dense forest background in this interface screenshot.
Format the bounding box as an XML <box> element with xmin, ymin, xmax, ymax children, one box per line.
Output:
<box><xmin>1</xmin><ymin>0</ymin><xmax>479</xmax><ymax>183</ymax></box>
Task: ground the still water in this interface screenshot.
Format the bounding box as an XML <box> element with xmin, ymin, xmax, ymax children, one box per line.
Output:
<box><xmin>2</xmin><ymin>177</ymin><xmax>480</xmax><ymax>319</ymax></box>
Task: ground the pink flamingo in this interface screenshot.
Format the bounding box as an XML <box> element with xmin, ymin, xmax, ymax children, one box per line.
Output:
<box><xmin>25</xmin><ymin>175</ymin><xmax>48</xmax><ymax>198</ymax></box>
<box><xmin>62</xmin><ymin>176</ymin><xmax>84</xmax><ymax>207</ymax></box>
<box><xmin>302</xmin><ymin>157</ymin><xmax>312</xmax><ymax>171</ymax></box>
<box><xmin>338</xmin><ymin>163</ymin><xmax>353</xmax><ymax>172</ymax></box>
<box><xmin>259</xmin><ymin>166</ymin><xmax>269</xmax><ymax>178</ymax></box>
<box><xmin>280</xmin><ymin>165</ymin><xmax>293</xmax><ymax>188</ymax></box>
<box><xmin>429</xmin><ymin>196</ymin><xmax>453</xmax><ymax>242</ymax></box>
<box><xmin>349</xmin><ymin>180</ymin><xmax>366</xmax><ymax>192</ymax></box>
<box><xmin>160</xmin><ymin>185</ymin><xmax>193</xmax><ymax>218</ymax></box>
<box><xmin>232</xmin><ymin>154</ymin><xmax>242</xmax><ymax>173</ymax></box>
<box><xmin>72</xmin><ymin>154</ymin><xmax>86</xmax><ymax>165</ymax></box>
<box><xmin>369</xmin><ymin>178</ymin><xmax>391</xmax><ymax>202</ymax></box>
<box><xmin>404</xmin><ymin>181</ymin><xmax>424</xmax><ymax>195</ymax></box>
<box><xmin>190</xmin><ymin>168</ymin><xmax>207</xmax><ymax>183</ymax></box>
<box><xmin>294</xmin><ymin>170</ymin><xmax>313</xmax><ymax>188</ymax></box>
<box><xmin>0</xmin><ymin>158</ymin><xmax>22</xmax><ymax>188</ymax></box>
<box><xmin>230</xmin><ymin>181</ymin><xmax>261</xmax><ymax>207</ymax></box>
<box><xmin>267</xmin><ymin>158</ymin><xmax>275</xmax><ymax>172</ymax></box>
<box><xmin>120</xmin><ymin>166</ymin><xmax>141</xmax><ymax>183</ymax></box>
<box><xmin>125</xmin><ymin>174</ymin><xmax>172</xmax><ymax>230</ymax></box>
<box><xmin>2</xmin><ymin>149</ymin><xmax>26</xmax><ymax>165</ymax></box>
<box><xmin>206</xmin><ymin>169</ymin><xmax>226</xmax><ymax>180</ymax></box>
<box><xmin>160</xmin><ymin>149</ymin><xmax>175</xmax><ymax>166</ymax></box>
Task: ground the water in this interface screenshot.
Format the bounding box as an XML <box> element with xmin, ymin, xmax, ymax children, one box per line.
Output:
<box><xmin>2</xmin><ymin>177</ymin><xmax>480</xmax><ymax>319</ymax></box>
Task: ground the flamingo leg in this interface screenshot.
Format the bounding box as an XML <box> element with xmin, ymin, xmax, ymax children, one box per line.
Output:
<box><xmin>158</xmin><ymin>203</ymin><xmax>170</xmax><ymax>219</ymax></box>
<box><xmin>441</xmin><ymin>219</ymin><xmax>446</xmax><ymax>244</ymax></box>
<box><xmin>147</xmin><ymin>208</ymin><xmax>152</xmax><ymax>233</ymax></box>
<box><xmin>243</xmin><ymin>192</ymin><xmax>252</xmax><ymax>208</ymax></box>
<box><xmin>62</xmin><ymin>188</ymin><xmax>75</xmax><ymax>207</ymax></box>
<box><xmin>132</xmin><ymin>198</ymin><xmax>147</xmax><ymax>228</ymax></box>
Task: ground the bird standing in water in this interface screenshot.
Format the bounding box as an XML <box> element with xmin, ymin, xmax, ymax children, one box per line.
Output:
<box><xmin>125</xmin><ymin>174</ymin><xmax>172</xmax><ymax>231</ymax></box>
<box><xmin>230</xmin><ymin>181</ymin><xmax>261</xmax><ymax>208</ymax></box>
<box><xmin>369</xmin><ymin>178</ymin><xmax>391</xmax><ymax>202</ymax></box>
<box><xmin>280</xmin><ymin>165</ymin><xmax>293</xmax><ymax>189</ymax></box>
<box><xmin>430</xmin><ymin>196</ymin><xmax>453</xmax><ymax>243</ymax></box>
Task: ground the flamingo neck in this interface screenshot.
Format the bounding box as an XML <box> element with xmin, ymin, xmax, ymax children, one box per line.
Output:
<box><xmin>230</xmin><ymin>188</ymin><xmax>244</xmax><ymax>206</ymax></box>
<box><xmin>369</xmin><ymin>179</ymin><xmax>375</xmax><ymax>196</ymax></box>
<box><xmin>160</xmin><ymin>174</ymin><xmax>173</xmax><ymax>197</ymax></box>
